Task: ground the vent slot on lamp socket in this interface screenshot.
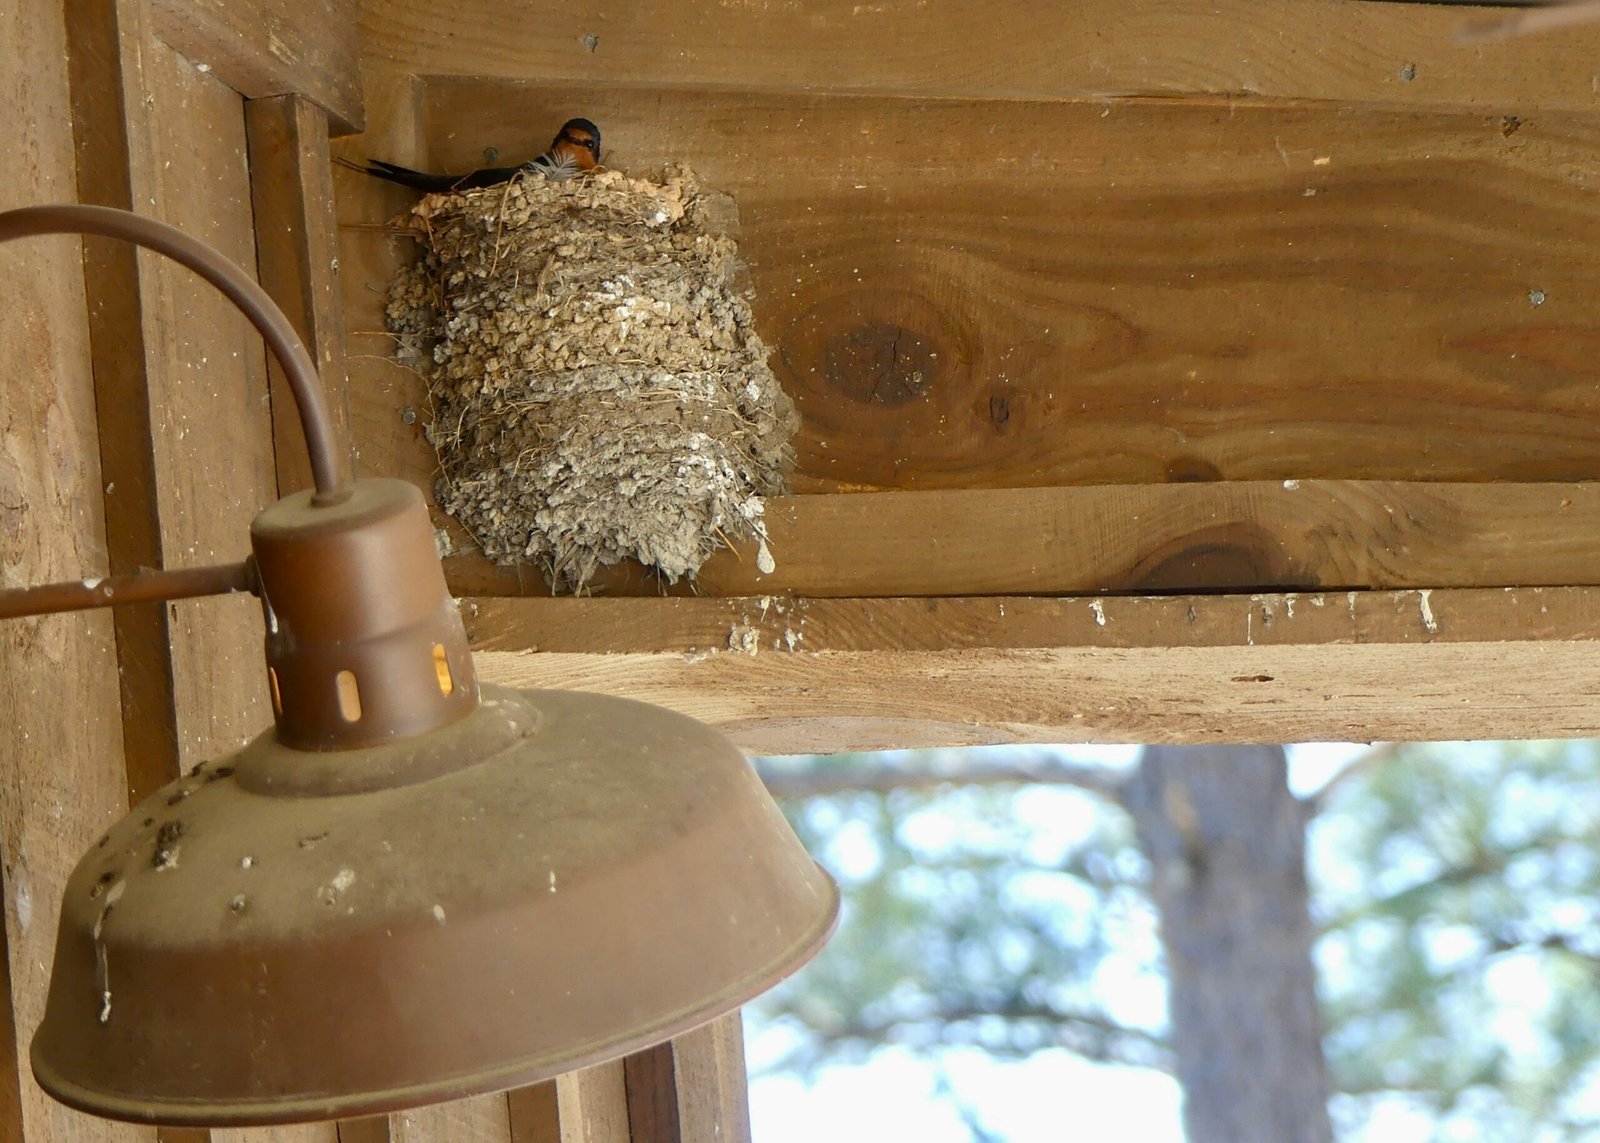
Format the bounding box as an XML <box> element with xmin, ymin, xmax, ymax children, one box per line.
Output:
<box><xmin>433</xmin><ymin>643</ymin><xmax>454</xmax><ymax>696</ymax></box>
<box><xmin>335</xmin><ymin>670</ymin><xmax>362</xmax><ymax>723</ymax></box>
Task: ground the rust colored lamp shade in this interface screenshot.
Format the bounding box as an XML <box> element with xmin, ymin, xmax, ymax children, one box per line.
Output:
<box><xmin>1</xmin><ymin>205</ymin><xmax>838</xmax><ymax>1126</ymax></box>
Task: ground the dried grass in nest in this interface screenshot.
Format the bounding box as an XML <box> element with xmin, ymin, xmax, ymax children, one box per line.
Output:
<box><xmin>386</xmin><ymin>163</ymin><xmax>797</xmax><ymax>592</ymax></box>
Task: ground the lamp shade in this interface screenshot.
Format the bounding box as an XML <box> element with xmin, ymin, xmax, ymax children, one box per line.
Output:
<box><xmin>32</xmin><ymin>683</ymin><xmax>838</xmax><ymax>1125</ymax></box>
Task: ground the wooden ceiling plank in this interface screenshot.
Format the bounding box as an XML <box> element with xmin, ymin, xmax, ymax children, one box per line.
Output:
<box><xmin>329</xmin><ymin>84</ymin><xmax>1600</xmax><ymax>496</ymax></box>
<box><xmin>466</xmin><ymin>587</ymin><xmax>1600</xmax><ymax>748</ymax></box>
<box><xmin>361</xmin><ymin>0</ymin><xmax>1600</xmax><ymax>116</ymax></box>
<box><xmin>445</xmin><ymin>480</ymin><xmax>1600</xmax><ymax>599</ymax></box>
<box><xmin>464</xmin><ymin>587</ymin><xmax>1600</xmax><ymax>655</ymax></box>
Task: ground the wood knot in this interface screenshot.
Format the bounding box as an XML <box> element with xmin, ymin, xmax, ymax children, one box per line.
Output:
<box><xmin>823</xmin><ymin>322</ymin><xmax>939</xmax><ymax>406</ymax></box>
<box><xmin>1122</xmin><ymin>523</ymin><xmax>1303</xmax><ymax>592</ymax></box>
<box><xmin>989</xmin><ymin>394</ymin><xmax>1011</xmax><ymax>429</ymax></box>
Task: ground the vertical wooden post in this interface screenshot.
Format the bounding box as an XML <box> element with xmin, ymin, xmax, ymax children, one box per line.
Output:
<box><xmin>0</xmin><ymin>909</ymin><xmax>20</xmax><ymax>1143</ymax></box>
<box><xmin>554</xmin><ymin>1064</ymin><xmax>629</xmax><ymax>1143</ymax></box>
<box><xmin>505</xmin><ymin>1084</ymin><xmax>559</xmax><ymax>1143</ymax></box>
<box><xmin>244</xmin><ymin>92</ymin><xmax>356</xmax><ymax>498</ymax></box>
<box><xmin>64</xmin><ymin>0</ymin><xmax>183</xmax><ymax>811</ymax></box>
<box><xmin>665</xmin><ymin>1016</ymin><xmax>753</xmax><ymax>1142</ymax></box>
<box><xmin>539</xmin><ymin>1015</ymin><xmax>753</xmax><ymax>1143</ymax></box>
<box><xmin>333</xmin><ymin>1119</ymin><xmax>390</xmax><ymax>1143</ymax></box>
<box><xmin>1</xmin><ymin>0</ymin><xmax>152</xmax><ymax>1138</ymax></box>
<box><xmin>389</xmin><ymin>1097</ymin><xmax>512</xmax><ymax>1143</ymax></box>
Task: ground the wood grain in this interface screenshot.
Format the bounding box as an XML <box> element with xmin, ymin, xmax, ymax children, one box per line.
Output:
<box><xmin>389</xmin><ymin>1097</ymin><xmax>512</xmax><ymax>1143</ymax></box>
<box><xmin>245</xmin><ymin>93</ymin><xmax>356</xmax><ymax>498</ymax></box>
<box><xmin>621</xmin><ymin>1047</ymin><xmax>678</xmax><ymax>1143</ymax></box>
<box><xmin>64</xmin><ymin>15</ymin><xmax>331</xmax><ymax>1139</ymax></box>
<box><xmin>468</xmin><ymin>586</ymin><xmax>1600</xmax><ymax>749</ymax></box>
<box><xmin>554</xmin><ymin>1064</ymin><xmax>629</xmax><ymax>1143</ymax></box>
<box><xmin>333</xmin><ymin>1120</ymin><xmax>390</xmax><ymax>1143</ymax></box>
<box><xmin>0</xmin><ymin>0</ymin><xmax>149</xmax><ymax>1138</ymax></box>
<box><xmin>64</xmin><ymin>0</ymin><xmax>182</xmax><ymax>809</ymax></box>
<box><xmin>359</xmin><ymin>0</ymin><xmax>1600</xmax><ymax>115</ymax></box>
<box><xmin>667</xmin><ymin>1017</ymin><xmax>751</xmax><ymax>1143</ymax></box>
<box><xmin>0</xmin><ymin>883</ymin><xmax>17</xmax><ymax>1143</ymax></box>
<box><xmin>444</xmin><ymin>480</ymin><xmax>1600</xmax><ymax>599</ymax></box>
<box><xmin>329</xmin><ymin>70</ymin><xmax>435</xmax><ymax>496</ymax></box>
<box><xmin>213</xmin><ymin>1128</ymin><xmax>337</xmax><ymax>1143</ymax></box>
<box><xmin>136</xmin><ymin>27</ymin><xmax>333</xmax><ymax>1143</ymax></box>
<box><xmin>150</xmin><ymin>0</ymin><xmax>362</xmax><ymax>133</ymax></box>
<box><xmin>505</xmin><ymin>1085</ymin><xmax>558</xmax><ymax>1143</ymax></box>
<box><xmin>393</xmin><ymin>81</ymin><xmax>1600</xmax><ymax>495</ymax></box>
<box><xmin>139</xmin><ymin>35</ymin><xmax>280</xmax><ymax>779</ymax></box>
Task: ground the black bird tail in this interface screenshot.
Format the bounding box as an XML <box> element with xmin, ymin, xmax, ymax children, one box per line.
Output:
<box><xmin>334</xmin><ymin>157</ymin><xmax>469</xmax><ymax>194</ymax></box>
<box><xmin>335</xmin><ymin>156</ymin><xmax>530</xmax><ymax>193</ymax></box>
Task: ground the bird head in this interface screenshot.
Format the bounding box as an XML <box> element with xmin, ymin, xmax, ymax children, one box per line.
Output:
<box><xmin>550</xmin><ymin>118</ymin><xmax>602</xmax><ymax>170</ymax></box>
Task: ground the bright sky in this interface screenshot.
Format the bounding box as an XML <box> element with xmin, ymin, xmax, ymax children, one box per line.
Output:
<box><xmin>750</xmin><ymin>1049</ymin><xmax>1183</xmax><ymax>1142</ymax></box>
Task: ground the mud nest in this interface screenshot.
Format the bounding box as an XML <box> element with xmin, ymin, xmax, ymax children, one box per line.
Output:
<box><xmin>386</xmin><ymin>164</ymin><xmax>797</xmax><ymax>592</ymax></box>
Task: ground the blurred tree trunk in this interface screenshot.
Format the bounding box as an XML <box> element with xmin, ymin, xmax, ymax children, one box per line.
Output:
<box><xmin>1123</xmin><ymin>745</ymin><xmax>1332</xmax><ymax>1143</ymax></box>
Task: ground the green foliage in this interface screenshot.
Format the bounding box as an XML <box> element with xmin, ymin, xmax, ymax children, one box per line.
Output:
<box><xmin>753</xmin><ymin>740</ymin><xmax>1600</xmax><ymax>1140</ymax></box>
<box><xmin>1314</xmin><ymin>741</ymin><xmax>1600</xmax><ymax>1140</ymax></box>
<box><xmin>751</xmin><ymin>751</ymin><xmax>1165</xmax><ymax>1076</ymax></box>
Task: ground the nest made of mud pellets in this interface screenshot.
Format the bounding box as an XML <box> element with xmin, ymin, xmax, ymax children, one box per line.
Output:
<box><xmin>386</xmin><ymin>163</ymin><xmax>797</xmax><ymax>592</ymax></box>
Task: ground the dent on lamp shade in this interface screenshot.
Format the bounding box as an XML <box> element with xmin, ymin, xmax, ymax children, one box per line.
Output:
<box><xmin>32</xmin><ymin>684</ymin><xmax>839</xmax><ymax>1126</ymax></box>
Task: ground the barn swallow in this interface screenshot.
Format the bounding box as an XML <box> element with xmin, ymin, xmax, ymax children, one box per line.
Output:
<box><xmin>340</xmin><ymin>118</ymin><xmax>601</xmax><ymax>192</ymax></box>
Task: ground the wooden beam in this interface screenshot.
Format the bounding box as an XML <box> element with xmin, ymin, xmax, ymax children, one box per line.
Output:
<box><xmin>131</xmin><ymin>28</ymin><xmax>281</xmax><ymax>781</ymax></box>
<box><xmin>389</xmin><ymin>1097</ymin><xmax>512</xmax><ymax>1143</ymax></box>
<box><xmin>503</xmin><ymin>1025</ymin><xmax>751</xmax><ymax>1143</ymax></box>
<box><xmin>245</xmin><ymin>93</ymin><xmax>356</xmax><ymax>498</ymax></box>
<box><xmin>337</xmin><ymin>83</ymin><xmax>1600</xmax><ymax>502</ymax></box>
<box><xmin>621</xmin><ymin>1046</ymin><xmax>679</xmax><ymax>1143</ymax></box>
<box><xmin>65</xmin><ymin>0</ymin><xmax>183</xmax><ymax>809</ymax></box>
<box><xmin>361</xmin><ymin>0</ymin><xmax>1600</xmax><ymax>115</ymax></box>
<box><xmin>446</xmin><ymin>481</ymin><xmax>1600</xmax><ymax>599</ymax></box>
<box><xmin>0</xmin><ymin>883</ymin><xmax>18</xmax><ymax>1143</ymax></box>
<box><xmin>0</xmin><ymin>1</ymin><xmax>150</xmax><ymax>1138</ymax></box>
<box><xmin>663</xmin><ymin>1017</ymin><xmax>751</xmax><ymax>1143</ymax></box>
<box><xmin>504</xmin><ymin>1084</ymin><xmax>558</xmax><ymax>1143</ymax></box>
<box><xmin>149</xmin><ymin>0</ymin><xmax>362</xmax><ymax>134</ymax></box>
<box><xmin>553</xmin><ymin>1064</ymin><xmax>629</xmax><ymax>1143</ymax></box>
<box><xmin>467</xmin><ymin>586</ymin><xmax>1600</xmax><ymax>749</ymax></box>
<box><xmin>334</xmin><ymin>1121</ymin><xmax>390</xmax><ymax>1143</ymax></box>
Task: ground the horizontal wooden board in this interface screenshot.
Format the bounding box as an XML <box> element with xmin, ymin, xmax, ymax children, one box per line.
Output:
<box><xmin>150</xmin><ymin>0</ymin><xmax>362</xmax><ymax>133</ymax></box>
<box><xmin>467</xmin><ymin>586</ymin><xmax>1600</xmax><ymax>750</ymax></box>
<box><xmin>360</xmin><ymin>0</ymin><xmax>1600</xmax><ymax>115</ymax></box>
<box><xmin>442</xmin><ymin>480</ymin><xmax>1600</xmax><ymax>598</ymax></box>
<box><xmin>340</xmin><ymin>83</ymin><xmax>1600</xmax><ymax>497</ymax></box>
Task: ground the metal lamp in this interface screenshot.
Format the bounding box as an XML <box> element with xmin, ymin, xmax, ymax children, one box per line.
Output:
<box><xmin>0</xmin><ymin>205</ymin><xmax>838</xmax><ymax>1126</ymax></box>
